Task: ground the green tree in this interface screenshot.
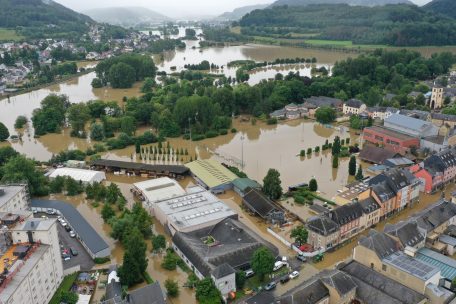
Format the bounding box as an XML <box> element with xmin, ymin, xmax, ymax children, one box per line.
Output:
<box><xmin>332</xmin><ymin>136</ymin><xmax>341</xmax><ymax>156</ymax></box>
<box><xmin>101</xmin><ymin>203</ymin><xmax>115</xmax><ymax>222</ymax></box>
<box><xmin>106</xmin><ymin>183</ymin><xmax>120</xmax><ymax>204</ymax></box>
<box><xmin>120</xmin><ymin>116</ymin><xmax>136</xmax><ymax>136</ymax></box>
<box><xmin>332</xmin><ymin>155</ymin><xmax>339</xmax><ymax>168</ymax></box>
<box><xmin>356</xmin><ymin>165</ymin><xmax>364</xmax><ymax>180</ymax></box>
<box><xmin>32</xmin><ymin>94</ymin><xmax>69</xmax><ymax>136</ymax></box>
<box><xmin>290</xmin><ymin>225</ymin><xmax>308</xmax><ymax>245</ymax></box>
<box><xmin>152</xmin><ymin>234</ymin><xmax>166</xmax><ymax>252</ymax></box>
<box><xmin>65</xmin><ymin>177</ymin><xmax>83</xmax><ymax>196</ymax></box>
<box><xmin>141</xmin><ymin>77</ymin><xmax>155</xmax><ymax>93</ymax></box>
<box><xmin>349</xmin><ymin>156</ymin><xmax>356</xmax><ymax>176</ymax></box>
<box><xmin>309</xmin><ymin>178</ymin><xmax>318</xmax><ymax>192</ymax></box>
<box><xmin>161</xmin><ymin>250</ymin><xmax>179</xmax><ymax>270</ymax></box>
<box><xmin>91</xmin><ymin>78</ymin><xmax>103</xmax><ymax>88</ymax></box>
<box><xmin>236</xmin><ymin>271</ymin><xmax>246</xmax><ymax>289</ymax></box>
<box><xmin>49</xmin><ymin>176</ymin><xmax>65</xmax><ymax>193</ymax></box>
<box><xmin>262</xmin><ymin>169</ymin><xmax>282</xmax><ymax>200</ymax></box>
<box><xmin>315</xmin><ymin>106</ymin><xmax>336</xmax><ymax>124</ymax></box>
<box><xmin>108</xmin><ymin>62</ymin><xmax>136</xmax><ymax>88</ymax></box>
<box><xmin>0</xmin><ymin>122</ymin><xmax>9</xmax><ymax>141</ymax></box>
<box><xmin>118</xmin><ymin>227</ymin><xmax>148</xmax><ymax>286</ymax></box>
<box><xmin>59</xmin><ymin>291</ymin><xmax>78</xmax><ymax>304</ymax></box>
<box><xmin>251</xmin><ymin>247</ymin><xmax>275</xmax><ymax>281</ymax></box>
<box><xmin>90</xmin><ymin>123</ymin><xmax>104</xmax><ymax>141</ymax></box>
<box><xmin>14</xmin><ymin>116</ymin><xmax>27</xmax><ymax>129</ymax></box>
<box><xmin>195</xmin><ymin>278</ymin><xmax>221</xmax><ymax>304</ymax></box>
<box><xmin>0</xmin><ymin>147</ymin><xmax>18</xmax><ymax>167</ymax></box>
<box><xmin>349</xmin><ymin>115</ymin><xmax>363</xmax><ymax>130</ymax></box>
<box><xmin>165</xmin><ymin>279</ymin><xmax>179</xmax><ymax>297</ymax></box>
<box><xmin>67</xmin><ymin>103</ymin><xmax>91</xmax><ymax>137</ymax></box>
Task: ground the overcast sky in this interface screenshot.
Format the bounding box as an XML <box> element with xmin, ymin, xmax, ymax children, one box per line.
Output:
<box><xmin>54</xmin><ymin>0</ymin><xmax>433</xmax><ymax>18</ymax></box>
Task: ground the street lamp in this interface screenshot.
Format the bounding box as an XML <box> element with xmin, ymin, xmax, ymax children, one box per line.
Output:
<box><xmin>241</xmin><ymin>135</ymin><xmax>245</xmax><ymax>169</ymax></box>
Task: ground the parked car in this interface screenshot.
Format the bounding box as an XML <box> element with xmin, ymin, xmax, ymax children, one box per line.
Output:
<box><xmin>245</xmin><ymin>269</ymin><xmax>255</xmax><ymax>278</ymax></box>
<box><xmin>69</xmin><ymin>231</ymin><xmax>76</xmax><ymax>238</ymax></box>
<box><xmin>61</xmin><ymin>221</ymin><xmax>67</xmax><ymax>227</ymax></box>
<box><xmin>289</xmin><ymin>271</ymin><xmax>300</xmax><ymax>279</ymax></box>
<box><xmin>61</xmin><ymin>253</ymin><xmax>71</xmax><ymax>261</ymax></box>
<box><xmin>46</xmin><ymin>208</ymin><xmax>56</xmax><ymax>215</ymax></box>
<box><xmin>65</xmin><ymin>225</ymin><xmax>72</xmax><ymax>232</ymax></box>
<box><xmin>264</xmin><ymin>281</ymin><xmax>277</xmax><ymax>291</ymax></box>
<box><xmin>70</xmin><ymin>247</ymin><xmax>78</xmax><ymax>256</ymax></box>
<box><xmin>273</xmin><ymin>261</ymin><xmax>285</xmax><ymax>272</ymax></box>
<box><xmin>296</xmin><ymin>253</ymin><xmax>307</xmax><ymax>262</ymax></box>
<box><xmin>280</xmin><ymin>275</ymin><xmax>290</xmax><ymax>284</ymax></box>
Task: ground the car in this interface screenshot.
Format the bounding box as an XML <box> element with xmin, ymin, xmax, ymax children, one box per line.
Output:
<box><xmin>62</xmin><ymin>253</ymin><xmax>71</xmax><ymax>261</ymax></box>
<box><xmin>264</xmin><ymin>281</ymin><xmax>277</xmax><ymax>291</ymax></box>
<box><xmin>61</xmin><ymin>221</ymin><xmax>67</xmax><ymax>227</ymax></box>
<box><xmin>46</xmin><ymin>208</ymin><xmax>56</xmax><ymax>215</ymax></box>
<box><xmin>244</xmin><ymin>269</ymin><xmax>255</xmax><ymax>278</ymax></box>
<box><xmin>70</xmin><ymin>247</ymin><xmax>78</xmax><ymax>256</ymax></box>
<box><xmin>65</xmin><ymin>225</ymin><xmax>71</xmax><ymax>232</ymax></box>
<box><xmin>273</xmin><ymin>261</ymin><xmax>285</xmax><ymax>272</ymax></box>
<box><xmin>69</xmin><ymin>231</ymin><xmax>76</xmax><ymax>238</ymax></box>
<box><xmin>41</xmin><ymin>215</ymin><xmax>48</xmax><ymax>219</ymax></box>
<box><xmin>289</xmin><ymin>271</ymin><xmax>300</xmax><ymax>279</ymax></box>
<box><xmin>296</xmin><ymin>253</ymin><xmax>307</xmax><ymax>262</ymax></box>
<box><xmin>280</xmin><ymin>275</ymin><xmax>290</xmax><ymax>284</ymax></box>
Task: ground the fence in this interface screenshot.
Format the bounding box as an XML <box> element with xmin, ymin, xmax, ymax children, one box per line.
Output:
<box><xmin>266</xmin><ymin>227</ymin><xmax>325</xmax><ymax>257</ymax></box>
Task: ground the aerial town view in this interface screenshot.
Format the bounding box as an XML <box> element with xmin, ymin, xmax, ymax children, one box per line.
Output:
<box><xmin>2</xmin><ymin>0</ymin><xmax>456</xmax><ymax>303</ymax></box>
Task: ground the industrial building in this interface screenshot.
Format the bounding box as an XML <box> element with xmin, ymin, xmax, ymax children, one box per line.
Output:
<box><xmin>0</xmin><ymin>184</ymin><xmax>30</xmax><ymax>213</ymax></box>
<box><xmin>153</xmin><ymin>186</ymin><xmax>238</xmax><ymax>235</ymax></box>
<box><xmin>185</xmin><ymin>159</ymin><xmax>237</xmax><ymax>192</ymax></box>
<box><xmin>31</xmin><ymin>200</ymin><xmax>110</xmax><ymax>258</ymax></box>
<box><xmin>0</xmin><ymin>214</ymin><xmax>64</xmax><ymax>304</ymax></box>
<box><xmin>49</xmin><ymin>168</ymin><xmax>106</xmax><ymax>184</ymax></box>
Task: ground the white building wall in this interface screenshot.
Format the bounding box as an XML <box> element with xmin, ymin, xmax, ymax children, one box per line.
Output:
<box><xmin>212</xmin><ymin>272</ymin><xmax>236</xmax><ymax>298</ymax></box>
<box><xmin>0</xmin><ymin>186</ymin><xmax>30</xmax><ymax>213</ymax></box>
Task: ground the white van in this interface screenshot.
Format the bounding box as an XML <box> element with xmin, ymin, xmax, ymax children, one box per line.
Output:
<box><xmin>273</xmin><ymin>261</ymin><xmax>285</xmax><ymax>272</ymax></box>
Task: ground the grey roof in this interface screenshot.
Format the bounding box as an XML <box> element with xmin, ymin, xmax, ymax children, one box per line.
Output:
<box><xmin>359</xmin><ymin>146</ymin><xmax>399</xmax><ymax>164</ymax></box>
<box><xmin>359</xmin><ymin>197</ymin><xmax>380</xmax><ymax>214</ymax></box>
<box><xmin>243</xmin><ymin>188</ymin><xmax>278</xmax><ymax>218</ymax></box>
<box><xmin>385</xmin><ymin>113</ymin><xmax>434</xmax><ymax>133</ymax></box>
<box><xmin>410</xmin><ymin>200</ymin><xmax>456</xmax><ymax>233</ymax></box>
<box><xmin>358</xmin><ymin>230</ymin><xmax>402</xmax><ymax>259</ymax></box>
<box><xmin>211</xmin><ymin>263</ymin><xmax>235</xmax><ymax>279</ymax></box>
<box><xmin>278</xmin><ymin>278</ymin><xmax>329</xmax><ymax>304</ymax></box>
<box><xmin>382</xmin><ymin>251</ymin><xmax>440</xmax><ymax>281</ymax></box>
<box><xmin>345</xmin><ymin>99</ymin><xmax>364</xmax><ymax>108</ymax></box>
<box><xmin>307</xmin><ymin>216</ymin><xmax>339</xmax><ymax>236</ymax></box>
<box><xmin>91</xmin><ymin>159</ymin><xmax>189</xmax><ymax>175</ymax></box>
<box><xmin>340</xmin><ymin>261</ymin><xmax>427</xmax><ymax>304</ymax></box>
<box><xmin>372</xmin><ymin>182</ymin><xmax>395</xmax><ymax>203</ymax></box>
<box><xmin>31</xmin><ymin>199</ymin><xmax>109</xmax><ymax>256</ymax></box>
<box><xmin>106</xmin><ymin>280</ymin><xmax>123</xmax><ymax>302</ymax></box>
<box><xmin>431</xmin><ymin>112</ymin><xmax>456</xmax><ymax>122</ymax></box>
<box><xmin>328</xmin><ymin>202</ymin><xmax>364</xmax><ymax>225</ymax></box>
<box><xmin>383</xmin><ymin>157</ymin><xmax>414</xmax><ymax>167</ymax></box>
<box><xmin>399</xmin><ymin>109</ymin><xmax>430</xmax><ymax>121</ymax></box>
<box><xmin>172</xmin><ymin>218</ymin><xmax>279</xmax><ymax>277</ymax></box>
<box><xmin>306</xmin><ymin>96</ymin><xmax>343</xmax><ymax>108</ymax></box>
<box><xmin>319</xmin><ymin>269</ymin><xmax>357</xmax><ymax>297</ymax></box>
<box><xmin>128</xmin><ymin>282</ymin><xmax>166</xmax><ymax>304</ymax></box>
<box><xmin>439</xmin><ymin>234</ymin><xmax>456</xmax><ymax>247</ymax></box>
<box><xmin>384</xmin><ymin>221</ymin><xmax>425</xmax><ymax>248</ymax></box>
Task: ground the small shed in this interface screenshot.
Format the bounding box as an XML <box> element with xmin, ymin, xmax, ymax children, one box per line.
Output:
<box><xmin>242</xmin><ymin>188</ymin><xmax>285</xmax><ymax>224</ymax></box>
<box><xmin>232</xmin><ymin>178</ymin><xmax>261</xmax><ymax>197</ymax></box>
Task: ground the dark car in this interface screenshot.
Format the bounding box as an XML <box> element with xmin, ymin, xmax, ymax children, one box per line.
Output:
<box><xmin>296</xmin><ymin>253</ymin><xmax>307</xmax><ymax>262</ymax></box>
<box><xmin>264</xmin><ymin>281</ymin><xmax>277</xmax><ymax>291</ymax></box>
<box><xmin>280</xmin><ymin>275</ymin><xmax>290</xmax><ymax>284</ymax></box>
<box><xmin>65</xmin><ymin>225</ymin><xmax>72</xmax><ymax>232</ymax></box>
<box><xmin>70</xmin><ymin>247</ymin><xmax>78</xmax><ymax>256</ymax></box>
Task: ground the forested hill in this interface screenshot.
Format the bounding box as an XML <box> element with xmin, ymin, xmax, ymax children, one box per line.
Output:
<box><xmin>0</xmin><ymin>0</ymin><xmax>94</xmax><ymax>39</ymax></box>
<box><xmin>271</xmin><ymin>0</ymin><xmax>413</xmax><ymax>6</ymax></box>
<box><xmin>425</xmin><ymin>0</ymin><xmax>456</xmax><ymax>19</ymax></box>
<box><xmin>217</xmin><ymin>4</ymin><xmax>269</xmax><ymax>20</ymax></box>
<box><xmin>83</xmin><ymin>7</ymin><xmax>171</xmax><ymax>27</ymax></box>
<box><xmin>240</xmin><ymin>4</ymin><xmax>456</xmax><ymax>46</ymax></box>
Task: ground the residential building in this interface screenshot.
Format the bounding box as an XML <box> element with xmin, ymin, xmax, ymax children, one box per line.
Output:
<box><xmin>172</xmin><ymin>218</ymin><xmax>278</xmax><ymax>300</ymax></box>
<box><xmin>431</xmin><ymin>113</ymin><xmax>456</xmax><ymax>129</ymax></box>
<box><xmin>411</xmin><ymin>200</ymin><xmax>456</xmax><ymax>238</ymax></box>
<box><xmin>362</xmin><ymin>126</ymin><xmax>420</xmax><ymax>154</ymax></box>
<box><xmin>399</xmin><ymin>109</ymin><xmax>431</xmax><ymax>121</ymax></box>
<box><xmin>306</xmin><ymin>216</ymin><xmax>340</xmax><ymax>251</ymax></box>
<box><xmin>306</xmin><ymin>96</ymin><xmax>343</xmax><ymax>110</ymax></box>
<box><xmin>384</xmin><ymin>114</ymin><xmax>439</xmax><ymax>138</ymax></box>
<box><xmin>358</xmin><ymin>197</ymin><xmax>381</xmax><ymax>229</ymax></box>
<box><xmin>0</xmin><ymin>216</ymin><xmax>64</xmax><ymax>304</ymax></box>
<box><xmin>0</xmin><ymin>184</ymin><xmax>30</xmax><ymax>213</ymax></box>
<box><xmin>271</xmin><ymin>103</ymin><xmax>309</xmax><ymax>120</ymax></box>
<box><xmin>366</xmin><ymin>106</ymin><xmax>398</xmax><ymax>120</ymax></box>
<box><xmin>328</xmin><ymin>202</ymin><xmax>364</xmax><ymax>241</ymax></box>
<box><xmin>384</xmin><ymin>221</ymin><xmax>426</xmax><ymax>249</ymax></box>
<box><xmin>358</xmin><ymin>145</ymin><xmax>401</xmax><ymax>164</ymax></box>
<box><xmin>342</xmin><ymin>99</ymin><xmax>366</xmax><ymax>115</ymax></box>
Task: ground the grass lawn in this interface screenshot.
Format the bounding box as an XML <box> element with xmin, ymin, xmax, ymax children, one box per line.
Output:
<box><xmin>0</xmin><ymin>28</ymin><xmax>24</xmax><ymax>41</ymax></box>
<box><xmin>49</xmin><ymin>273</ymin><xmax>78</xmax><ymax>304</ymax></box>
<box><xmin>304</xmin><ymin>39</ymin><xmax>353</xmax><ymax>47</ymax></box>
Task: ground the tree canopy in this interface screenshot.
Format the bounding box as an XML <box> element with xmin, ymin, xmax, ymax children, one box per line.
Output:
<box><xmin>263</xmin><ymin>168</ymin><xmax>282</xmax><ymax>200</ymax></box>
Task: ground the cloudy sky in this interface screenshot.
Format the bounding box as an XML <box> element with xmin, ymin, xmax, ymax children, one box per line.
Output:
<box><xmin>54</xmin><ymin>0</ymin><xmax>433</xmax><ymax>18</ymax></box>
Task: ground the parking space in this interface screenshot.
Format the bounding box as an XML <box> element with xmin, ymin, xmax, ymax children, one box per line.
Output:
<box><xmin>35</xmin><ymin>213</ymin><xmax>94</xmax><ymax>271</ymax></box>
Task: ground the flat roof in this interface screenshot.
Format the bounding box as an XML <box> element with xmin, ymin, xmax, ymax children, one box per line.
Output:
<box><xmin>134</xmin><ymin>177</ymin><xmax>185</xmax><ymax>203</ymax></box>
<box><xmin>49</xmin><ymin>168</ymin><xmax>106</xmax><ymax>183</ymax></box>
<box><xmin>31</xmin><ymin>199</ymin><xmax>109</xmax><ymax>256</ymax></box>
<box><xmin>336</xmin><ymin>183</ymin><xmax>369</xmax><ymax>202</ymax></box>
<box><xmin>156</xmin><ymin>186</ymin><xmax>237</xmax><ymax>229</ymax></box>
<box><xmin>364</xmin><ymin>126</ymin><xmax>417</xmax><ymax>141</ymax></box>
<box><xmin>91</xmin><ymin>159</ymin><xmax>189</xmax><ymax>175</ymax></box>
<box><xmin>416</xmin><ymin>247</ymin><xmax>456</xmax><ymax>280</ymax></box>
<box><xmin>185</xmin><ymin>159</ymin><xmax>237</xmax><ymax>189</ymax></box>
<box><xmin>382</xmin><ymin>252</ymin><xmax>439</xmax><ymax>281</ymax></box>
<box><xmin>0</xmin><ymin>185</ymin><xmax>25</xmax><ymax>208</ymax></box>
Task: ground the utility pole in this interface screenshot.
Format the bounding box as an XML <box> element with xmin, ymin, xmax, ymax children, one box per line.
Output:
<box><xmin>241</xmin><ymin>135</ymin><xmax>245</xmax><ymax>169</ymax></box>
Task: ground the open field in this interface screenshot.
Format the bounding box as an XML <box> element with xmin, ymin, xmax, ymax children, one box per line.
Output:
<box><xmin>0</xmin><ymin>28</ymin><xmax>24</xmax><ymax>41</ymax></box>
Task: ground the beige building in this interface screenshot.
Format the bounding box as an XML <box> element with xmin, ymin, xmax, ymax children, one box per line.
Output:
<box><xmin>307</xmin><ymin>216</ymin><xmax>340</xmax><ymax>251</ymax></box>
<box><xmin>0</xmin><ymin>184</ymin><xmax>30</xmax><ymax>213</ymax></box>
<box><xmin>0</xmin><ymin>216</ymin><xmax>64</xmax><ymax>304</ymax></box>
<box><xmin>342</xmin><ymin>99</ymin><xmax>366</xmax><ymax>116</ymax></box>
<box><xmin>430</xmin><ymin>87</ymin><xmax>444</xmax><ymax>109</ymax></box>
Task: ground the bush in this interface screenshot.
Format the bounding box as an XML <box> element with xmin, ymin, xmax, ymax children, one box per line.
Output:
<box><xmin>205</xmin><ymin>130</ymin><xmax>219</xmax><ymax>138</ymax></box>
<box><xmin>165</xmin><ymin>279</ymin><xmax>179</xmax><ymax>297</ymax></box>
<box><xmin>306</xmin><ymin>148</ymin><xmax>312</xmax><ymax>155</ymax></box>
<box><xmin>94</xmin><ymin>257</ymin><xmax>111</xmax><ymax>264</ymax></box>
<box><xmin>161</xmin><ymin>250</ymin><xmax>179</xmax><ymax>270</ymax></box>
<box><xmin>91</xmin><ymin>78</ymin><xmax>103</xmax><ymax>88</ymax></box>
<box><xmin>14</xmin><ymin>116</ymin><xmax>28</xmax><ymax>129</ymax></box>
<box><xmin>231</xmin><ymin>128</ymin><xmax>237</xmax><ymax>133</ymax></box>
<box><xmin>191</xmin><ymin>134</ymin><xmax>206</xmax><ymax>141</ymax></box>
<box><xmin>219</xmin><ymin>129</ymin><xmax>228</xmax><ymax>135</ymax></box>
<box><xmin>267</xmin><ymin>117</ymin><xmax>278</xmax><ymax>125</ymax></box>
<box><xmin>315</xmin><ymin>146</ymin><xmax>320</xmax><ymax>153</ymax></box>
<box><xmin>143</xmin><ymin>272</ymin><xmax>153</xmax><ymax>284</ymax></box>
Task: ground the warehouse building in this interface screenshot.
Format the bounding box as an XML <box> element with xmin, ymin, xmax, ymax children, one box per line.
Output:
<box><xmin>153</xmin><ymin>186</ymin><xmax>237</xmax><ymax>235</ymax></box>
<box><xmin>49</xmin><ymin>168</ymin><xmax>106</xmax><ymax>184</ymax></box>
<box><xmin>185</xmin><ymin>159</ymin><xmax>237</xmax><ymax>193</ymax></box>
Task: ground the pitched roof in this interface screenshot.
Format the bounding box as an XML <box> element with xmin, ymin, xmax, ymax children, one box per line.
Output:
<box><xmin>416</xmin><ymin>247</ymin><xmax>456</xmax><ymax>281</ymax></box>
<box><xmin>359</xmin><ymin>197</ymin><xmax>380</xmax><ymax>214</ymax></box>
<box><xmin>319</xmin><ymin>269</ymin><xmax>357</xmax><ymax>297</ymax></box>
<box><xmin>185</xmin><ymin>159</ymin><xmax>237</xmax><ymax>188</ymax></box>
<box><xmin>359</xmin><ymin>145</ymin><xmax>399</xmax><ymax>164</ymax></box>
<box><xmin>232</xmin><ymin>178</ymin><xmax>261</xmax><ymax>192</ymax></box>
<box><xmin>91</xmin><ymin>159</ymin><xmax>189</xmax><ymax>175</ymax></box>
<box><xmin>278</xmin><ymin>279</ymin><xmax>329</xmax><ymax>304</ymax></box>
<box><xmin>410</xmin><ymin>200</ymin><xmax>456</xmax><ymax>233</ymax></box>
<box><xmin>306</xmin><ymin>96</ymin><xmax>342</xmax><ymax>108</ymax></box>
<box><xmin>328</xmin><ymin>202</ymin><xmax>364</xmax><ymax>225</ymax></box>
<box><xmin>340</xmin><ymin>261</ymin><xmax>426</xmax><ymax>304</ymax></box>
<box><xmin>384</xmin><ymin>221</ymin><xmax>424</xmax><ymax>248</ymax></box>
<box><xmin>372</xmin><ymin>182</ymin><xmax>396</xmax><ymax>203</ymax></box>
<box><xmin>385</xmin><ymin>113</ymin><xmax>434</xmax><ymax>133</ymax></box>
<box><xmin>431</xmin><ymin>112</ymin><xmax>456</xmax><ymax>122</ymax></box>
<box><xmin>128</xmin><ymin>282</ymin><xmax>166</xmax><ymax>304</ymax></box>
<box><xmin>211</xmin><ymin>263</ymin><xmax>235</xmax><ymax>279</ymax></box>
<box><xmin>172</xmin><ymin>218</ymin><xmax>279</xmax><ymax>277</ymax></box>
<box><xmin>344</xmin><ymin>99</ymin><xmax>364</xmax><ymax>108</ymax></box>
<box><xmin>358</xmin><ymin>230</ymin><xmax>402</xmax><ymax>259</ymax></box>
<box><xmin>307</xmin><ymin>216</ymin><xmax>339</xmax><ymax>236</ymax></box>
<box><xmin>243</xmin><ymin>188</ymin><xmax>278</xmax><ymax>218</ymax></box>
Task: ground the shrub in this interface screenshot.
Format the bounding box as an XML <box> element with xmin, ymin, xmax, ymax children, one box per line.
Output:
<box><xmin>267</xmin><ymin>117</ymin><xmax>277</xmax><ymax>125</ymax></box>
<box><xmin>94</xmin><ymin>257</ymin><xmax>111</xmax><ymax>264</ymax></box>
<box><xmin>191</xmin><ymin>134</ymin><xmax>206</xmax><ymax>141</ymax></box>
<box><xmin>219</xmin><ymin>129</ymin><xmax>228</xmax><ymax>135</ymax></box>
<box><xmin>14</xmin><ymin>116</ymin><xmax>28</xmax><ymax>129</ymax></box>
<box><xmin>205</xmin><ymin>130</ymin><xmax>219</xmax><ymax>138</ymax></box>
<box><xmin>231</xmin><ymin>128</ymin><xmax>237</xmax><ymax>133</ymax></box>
